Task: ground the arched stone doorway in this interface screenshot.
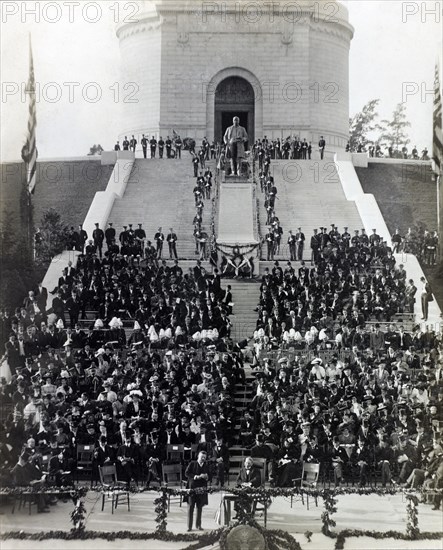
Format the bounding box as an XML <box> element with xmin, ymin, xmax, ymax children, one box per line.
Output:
<box><xmin>214</xmin><ymin>76</ymin><xmax>255</xmax><ymax>146</ymax></box>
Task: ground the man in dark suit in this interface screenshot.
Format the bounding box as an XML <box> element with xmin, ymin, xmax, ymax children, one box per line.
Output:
<box><xmin>77</xmin><ymin>225</ymin><xmax>88</xmax><ymax>253</ymax></box>
<box><xmin>295</xmin><ymin>227</ymin><xmax>305</xmax><ymax>260</ymax></box>
<box><xmin>236</xmin><ymin>456</ymin><xmax>262</xmax><ymax>488</ymax></box>
<box><xmin>154</xmin><ymin>227</ymin><xmax>164</xmax><ymax>259</ymax></box>
<box><xmin>158</xmin><ymin>136</ymin><xmax>165</xmax><ymax>158</ymax></box>
<box><xmin>192</xmin><ymin>154</ymin><xmax>199</xmax><ymax>177</ymax></box>
<box><xmin>94</xmin><ymin>435</ymin><xmax>115</xmax><ymax>467</ymax></box>
<box><xmin>5</xmin><ymin>334</ymin><xmax>21</xmax><ymax>375</ymax></box>
<box><xmin>350</xmin><ymin>438</ymin><xmax>372</xmax><ymax>487</ymax></box>
<box><xmin>397</xmin><ymin>326</ymin><xmax>412</xmax><ymax>350</ymax></box>
<box><xmin>51</xmin><ymin>290</ymin><xmax>65</xmax><ymax>322</ymax></box>
<box><xmin>264</xmin><ymin>228</ymin><xmax>274</xmax><ymax>261</ymax></box>
<box><xmin>310</xmin><ymin>229</ymin><xmax>320</xmax><ymax>265</ymax></box>
<box><xmin>116</xmin><ymin>437</ymin><xmax>139</xmax><ymax>487</ymax></box>
<box><xmin>167</xmin><ymin>228</ymin><xmax>178</xmax><ymax>259</ymax></box>
<box><xmin>318</xmin><ymin>136</ymin><xmax>326</xmax><ymax>159</ymax></box>
<box><xmin>134</xmin><ymin>224</ymin><xmax>146</xmax><ymax>254</ymax></box>
<box><xmin>105</xmin><ymin>223</ymin><xmax>116</xmax><ymax>250</ymax></box>
<box><xmin>93</xmin><ymin>223</ymin><xmax>104</xmax><ymax>259</ymax></box>
<box><xmin>65</xmin><ymin>291</ymin><xmax>81</xmax><ymax>327</ymax></box>
<box><xmin>11</xmin><ymin>452</ymin><xmax>49</xmax><ymax>512</ymax></box>
<box><xmin>32</xmin><ymin>283</ymin><xmax>47</xmax><ymax>315</ymax></box>
<box><xmin>130</xmin><ymin>135</ymin><xmax>137</xmax><ymax>152</ymax></box>
<box><xmin>57</xmin><ymin>268</ymin><xmax>72</xmax><ymax>291</ymax></box>
<box><xmin>122</xmin><ymin>136</ymin><xmax>130</xmax><ymax>150</ymax></box>
<box><xmin>287</xmin><ymin>230</ymin><xmax>296</xmax><ymax>261</ymax></box>
<box><xmin>165</xmin><ymin>136</ymin><xmax>172</xmax><ymax>158</ymax></box>
<box><xmin>141</xmin><ymin>134</ymin><xmax>148</xmax><ymax>158</ymax></box>
<box><xmin>210</xmin><ymin>436</ymin><xmax>230</xmax><ymax>487</ymax></box>
<box><xmin>185</xmin><ymin>450</ymin><xmax>209</xmax><ymax>531</ymax></box>
<box><xmin>150</xmin><ymin>136</ymin><xmax>157</xmax><ymax>158</ymax></box>
<box><xmin>235</xmin><ymin>456</ymin><xmax>263</xmax><ymax>518</ymax></box>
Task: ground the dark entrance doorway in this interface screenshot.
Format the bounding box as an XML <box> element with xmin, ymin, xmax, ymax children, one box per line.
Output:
<box><xmin>214</xmin><ymin>76</ymin><xmax>254</xmax><ymax>147</ymax></box>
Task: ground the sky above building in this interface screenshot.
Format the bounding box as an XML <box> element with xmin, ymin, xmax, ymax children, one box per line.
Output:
<box><xmin>1</xmin><ymin>0</ymin><xmax>441</xmax><ymax>161</ymax></box>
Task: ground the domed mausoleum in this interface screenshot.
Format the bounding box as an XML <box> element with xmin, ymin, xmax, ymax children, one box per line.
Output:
<box><xmin>117</xmin><ymin>0</ymin><xmax>353</xmax><ymax>147</ymax></box>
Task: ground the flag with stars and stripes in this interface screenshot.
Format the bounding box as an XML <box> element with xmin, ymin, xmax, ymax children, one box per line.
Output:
<box><xmin>433</xmin><ymin>62</ymin><xmax>443</xmax><ymax>175</ymax></box>
<box><xmin>21</xmin><ymin>37</ymin><xmax>38</xmax><ymax>194</ymax></box>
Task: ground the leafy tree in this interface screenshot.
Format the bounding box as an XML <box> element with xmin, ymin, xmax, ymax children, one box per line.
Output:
<box><xmin>35</xmin><ymin>208</ymin><xmax>68</xmax><ymax>264</ymax></box>
<box><xmin>379</xmin><ymin>102</ymin><xmax>411</xmax><ymax>151</ymax></box>
<box><xmin>349</xmin><ymin>99</ymin><xmax>381</xmax><ymax>151</ymax></box>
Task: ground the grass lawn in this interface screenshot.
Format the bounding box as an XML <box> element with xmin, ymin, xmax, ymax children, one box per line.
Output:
<box><xmin>32</xmin><ymin>161</ymin><xmax>113</xmax><ymax>229</ymax></box>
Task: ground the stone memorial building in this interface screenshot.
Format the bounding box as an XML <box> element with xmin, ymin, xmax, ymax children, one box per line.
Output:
<box><xmin>117</xmin><ymin>0</ymin><xmax>353</xmax><ymax>147</ymax></box>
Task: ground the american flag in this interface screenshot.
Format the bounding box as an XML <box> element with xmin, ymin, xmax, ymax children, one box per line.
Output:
<box><xmin>21</xmin><ymin>36</ymin><xmax>37</xmax><ymax>194</ymax></box>
<box><xmin>433</xmin><ymin>62</ymin><xmax>443</xmax><ymax>174</ymax></box>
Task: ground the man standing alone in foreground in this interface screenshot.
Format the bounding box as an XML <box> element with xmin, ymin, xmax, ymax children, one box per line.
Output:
<box><xmin>185</xmin><ymin>450</ymin><xmax>209</xmax><ymax>532</ymax></box>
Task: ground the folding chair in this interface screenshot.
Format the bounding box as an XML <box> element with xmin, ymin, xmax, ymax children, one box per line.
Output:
<box><xmin>11</xmin><ymin>487</ymin><xmax>39</xmax><ymax>515</ymax></box>
<box><xmin>166</xmin><ymin>444</ymin><xmax>185</xmax><ymax>463</ymax></box>
<box><xmin>190</xmin><ymin>444</ymin><xmax>200</xmax><ymax>460</ymax></box>
<box><xmin>98</xmin><ymin>464</ymin><xmax>130</xmax><ymax>514</ymax></box>
<box><xmin>292</xmin><ymin>462</ymin><xmax>320</xmax><ymax>509</ymax></box>
<box><xmin>41</xmin><ymin>452</ymin><xmax>58</xmax><ymax>485</ymax></box>
<box><xmin>162</xmin><ymin>463</ymin><xmax>183</xmax><ymax>511</ymax></box>
<box><xmin>76</xmin><ymin>444</ymin><xmax>95</xmax><ymax>486</ymax></box>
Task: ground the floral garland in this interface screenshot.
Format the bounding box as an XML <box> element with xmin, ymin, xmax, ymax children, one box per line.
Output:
<box><xmin>2</xmin><ymin>484</ymin><xmax>442</xmax><ymax>547</ymax></box>
<box><xmin>154</xmin><ymin>488</ymin><xmax>168</xmax><ymax>533</ymax></box>
<box><xmin>70</xmin><ymin>497</ymin><xmax>87</xmax><ymax>531</ymax></box>
<box><xmin>1</xmin><ymin>530</ymin><xmax>222</xmax><ymax>542</ymax></box>
<box><xmin>405</xmin><ymin>493</ymin><xmax>420</xmax><ymax>539</ymax></box>
<box><xmin>2</xmin><ymin>528</ymin><xmax>441</xmax><ymax>545</ymax></box>
<box><xmin>216</xmin><ymin>242</ymin><xmax>259</xmax><ymax>259</ymax></box>
<box><xmin>334</xmin><ymin>530</ymin><xmax>442</xmax><ymax>550</ymax></box>
<box><xmin>321</xmin><ymin>492</ymin><xmax>337</xmax><ymax>536</ymax></box>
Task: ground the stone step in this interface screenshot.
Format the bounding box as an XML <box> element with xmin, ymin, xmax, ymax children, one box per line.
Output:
<box><xmin>228</xmin><ymin>279</ymin><xmax>261</xmax><ymax>341</ymax></box>
<box><xmin>107</xmin><ymin>158</ymin><xmax>216</xmax><ymax>260</ymax></box>
<box><xmin>256</xmin><ymin>159</ymin><xmax>363</xmax><ymax>249</ymax></box>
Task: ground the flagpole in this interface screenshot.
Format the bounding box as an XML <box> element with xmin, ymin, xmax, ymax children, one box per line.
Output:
<box><xmin>432</xmin><ymin>58</ymin><xmax>443</xmax><ymax>262</ymax></box>
<box><xmin>20</xmin><ymin>33</ymin><xmax>37</xmax><ymax>261</ymax></box>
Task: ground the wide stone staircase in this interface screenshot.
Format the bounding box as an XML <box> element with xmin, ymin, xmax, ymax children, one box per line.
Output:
<box><xmin>228</xmin><ymin>280</ymin><xmax>261</xmax><ymax>342</ymax></box>
<box><xmin>108</xmin><ymin>158</ymin><xmax>213</xmax><ymax>259</ymax></box>
<box><xmin>228</xmin><ymin>367</ymin><xmax>256</xmax><ymax>483</ymax></box>
<box><xmin>258</xmin><ymin>159</ymin><xmax>363</xmax><ymax>261</ymax></box>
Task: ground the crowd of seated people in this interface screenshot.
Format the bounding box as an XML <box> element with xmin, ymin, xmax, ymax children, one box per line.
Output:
<box><xmin>1</xmin><ymin>213</ymin><xmax>442</xmax><ymax>518</ymax></box>
<box><xmin>0</xmin><ymin>235</ymin><xmax>243</xmax><ymax>509</ymax></box>
<box><xmin>253</xmin><ymin>221</ymin><xmax>425</xmax><ymax>349</ymax></box>
<box><xmin>246</xmin><ymin>167</ymin><xmax>443</xmax><ymax>502</ymax></box>
<box><xmin>245</xmin><ymin>349</ymin><xmax>442</xmax><ymax>504</ymax></box>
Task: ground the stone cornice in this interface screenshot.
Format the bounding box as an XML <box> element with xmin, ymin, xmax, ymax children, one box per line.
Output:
<box><xmin>116</xmin><ymin>13</ymin><xmax>162</xmax><ymax>40</ymax></box>
<box><xmin>309</xmin><ymin>19</ymin><xmax>354</xmax><ymax>42</ymax></box>
<box><xmin>116</xmin><ymin>4</ymin><xmax>354</xmax><ymax>43</ymax></box>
